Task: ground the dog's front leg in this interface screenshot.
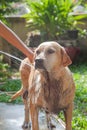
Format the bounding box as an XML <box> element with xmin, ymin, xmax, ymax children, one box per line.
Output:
<box><xmin>63</xmin><ymin>103</ymin><xmax>73</xmax><ymax>130</ymax></box>
<box><xmin>30</xmin><ymin>105</ymin><xmax>39</xmax><ymax>130</ymax></box>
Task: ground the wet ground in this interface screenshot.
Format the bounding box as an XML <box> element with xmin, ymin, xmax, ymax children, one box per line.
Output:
<box><xmin>0</xmin><ymin>103</ymin><xmax>65</xmax><ymax>130</ymax></box>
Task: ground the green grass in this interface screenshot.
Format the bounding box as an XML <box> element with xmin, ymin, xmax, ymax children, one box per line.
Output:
<box><xmin>0</xmin><ymin>59</ymin><xmax>22</xmax><ymax>104</ymax></box>
<box><xmin>0</xmin><ymin>79</ymin><xmax>21</xmax><ymax>91</ymax></box>
<box><xmin>70</xmin><ymin>64</ymin><xmax>87</xmax><ymax>130</ymax></box>
<box><xmin>0</xmin><ymin>79</ymin><xmax>22</xmax><ymax>104</ymax></box>
<box><xmin>0</xmin><ymin>94</ymin><xmax>22</xmax><ymax>104</ymax></box>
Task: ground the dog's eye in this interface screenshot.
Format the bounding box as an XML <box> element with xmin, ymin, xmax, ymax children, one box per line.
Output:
<box><xmin>36</xmin><ymin>50</ymin><xmax>40</xmax><ymax>55</ymax></box>
<box><xmin>47</xmin><ymin>49</ymin><xmax>55</xmax><ymax>54</ymax></box>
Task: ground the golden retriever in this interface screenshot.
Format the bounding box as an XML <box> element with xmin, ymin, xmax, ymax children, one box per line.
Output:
<box><xmin>28</xmin><ymin>41</ymin><xmax>75</xmax><ymax>130</ymax></box>
<box><xmin>12</xmin><ymin>41</ymin><xmax>75</xmax><ymax>130</ymax></box>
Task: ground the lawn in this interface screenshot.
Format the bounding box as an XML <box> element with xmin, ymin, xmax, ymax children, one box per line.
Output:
<box><xmin>70</xmin><ymin>64</ymin><xmax>87</xmax><ymax>130</ymax></box>
<box><xmin>0</xmin><ymin>60</ymin><xmax>22</xmax><ymax>104</ymax></box>
<box><xmin>0</xmin><ymin>60</ymin><xmax>87</xmax><ymax>130</ymax></box>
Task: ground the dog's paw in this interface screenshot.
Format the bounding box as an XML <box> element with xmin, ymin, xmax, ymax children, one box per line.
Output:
<box><xmin>29</xmin><ymin>122</ymin><xmax>32</xmax><ymax>129</ymax></box>
<box><xmin>47</xmin><ymin>122</ymin><xmax>56</xmax><ymax>130</ymax></box>
<box><xmin>22</xmin><ymin>122</ymin><xmax>29</xmax><ymax>129</ymax></box>
<box><xmin>22</xmin><ymin>122</ymin><xmax>32</xmax><ymax>129</ymax></box>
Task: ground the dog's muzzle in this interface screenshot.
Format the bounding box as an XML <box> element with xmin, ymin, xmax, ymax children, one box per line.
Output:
<box><xmin>35</xmin><ymin>58</ymin><xmax>45</xmax><ymax>69</ymax></box>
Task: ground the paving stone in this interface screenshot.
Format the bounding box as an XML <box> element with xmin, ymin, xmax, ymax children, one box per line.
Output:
<box><xmin>0</xmin><ymin>103</ymin><xmax>65</xmax><ymax>130</ymax></box>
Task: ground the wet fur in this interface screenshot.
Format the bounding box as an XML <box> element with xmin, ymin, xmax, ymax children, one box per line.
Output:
<box><xmin>11</xmin><ymin>41</ymin><xmax>75</xmax><ymax>130</ymax></box>
<box><xmin>29</xmin><ymin>41</ymin><xmax>75</xmax><ymax>130</ymax></box>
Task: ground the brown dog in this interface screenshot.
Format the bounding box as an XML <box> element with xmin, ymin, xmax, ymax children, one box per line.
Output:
<box><xmin>12</xmin><ymin>41</ymin><xmax>75</xmax><ymax>130</ymax></box>
<box><xmin>11</xmin><ymin>57</ymin><xmax>31</xmax><ymax>128</ymax></box>
<box><xmin>28</xmin><ymin>41</ymin><xmax>75</xmax><ymax>130</ymax></box>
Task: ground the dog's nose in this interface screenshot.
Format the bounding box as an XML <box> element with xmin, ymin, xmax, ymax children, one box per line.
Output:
<box><xmin>35</xmin><ymin>59</ymin><xmax>43</xmax><ymax>64</ymax></box>
<box><xmin>35</xmin><ymin>59</ymin><xmax>44</xmax><ymax>69</ymax></box>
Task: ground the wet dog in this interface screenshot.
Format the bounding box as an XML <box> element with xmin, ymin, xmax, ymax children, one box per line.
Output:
<box><xmin>11</xmin><ymin>41</ymin><xmax>75</xmax><ymax>130</ymax></box>
<box><xmin>29</xmin><ymin>41</ymin><xmax>75</xmax><ymax>130</ymax></box>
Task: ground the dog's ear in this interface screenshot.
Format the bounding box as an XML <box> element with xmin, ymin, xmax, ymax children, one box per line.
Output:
<box><xmin>61</xmin><ymin>47</ymin><xmax>72</xmax><ymax>67</ymax></box>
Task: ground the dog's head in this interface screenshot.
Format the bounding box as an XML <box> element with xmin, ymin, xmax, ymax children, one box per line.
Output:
<box><xmin>34</xmin><ymin>41</ymin><xmax>72</xmax><ymax>72</ymax></box>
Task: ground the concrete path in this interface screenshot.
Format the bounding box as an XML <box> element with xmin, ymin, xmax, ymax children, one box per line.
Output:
<box><xmin>0</xmin><ymin>103</ymin><xmax>65</xmax><ymax>130</ymax></box>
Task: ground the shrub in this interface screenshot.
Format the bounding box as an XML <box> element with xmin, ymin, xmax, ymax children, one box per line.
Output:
<box><xmin>24</xmin><ymin>0</ymin><xmax>87</xmax><ymax>41</ymax></box>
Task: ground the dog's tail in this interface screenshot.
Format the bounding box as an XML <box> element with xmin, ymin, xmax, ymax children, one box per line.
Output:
<box><xmin>11</xmin><ymin>88</ymin><xmax>23</xmax><ymax>100</ymax></box>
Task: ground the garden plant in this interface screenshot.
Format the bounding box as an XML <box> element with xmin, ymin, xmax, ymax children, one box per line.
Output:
<box><xmin>24</xmin><ymin>0</ymin><xmax>87</xmax><ymax>41</ymax></box>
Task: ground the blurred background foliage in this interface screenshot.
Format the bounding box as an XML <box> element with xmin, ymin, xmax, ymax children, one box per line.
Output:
<box><xmin>0</xmin><ymin>0</ymin><xmax>24</xmax><ymax>23</ymax></box>
<box><xmin>23</xmin><ymin>0</ymin><xmax>87</xmax><ymax>41</ymax></box>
